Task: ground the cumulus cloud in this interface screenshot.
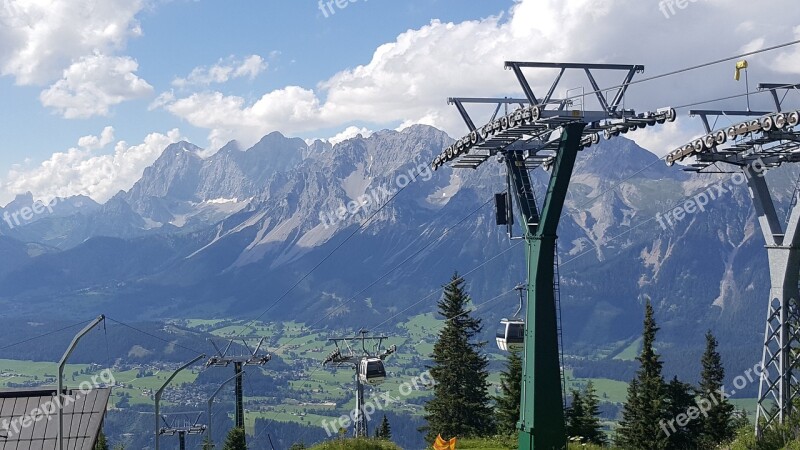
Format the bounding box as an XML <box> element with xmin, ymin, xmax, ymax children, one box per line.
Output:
<box><xmin>326</xmin><ymin>126</ymin><xmax>373</xmax><ymax>146</ymax></box>
<box><xmin>0</xmin><ymin>0</ymin><xmax>145</xmax><ymax>85</ymax></box>
<box><xmin>172</xmin><ymin>54</ymin><xmax>267</xmax><ymax>88</ymax></box>
<box><xmin>154</xmin><ymin>0</ymin><xmax>800</xmax><ymax>154</ymax></box>
<box><xmin>774</xmin><ymin>26</ymin><xmax>800</xmax><ymax>75</ymax></box>
<box><xmin>40</xmin><ymin>54</ymin><xmax>153</xmax><ymax>118</ymax></box>
<box><xmin>77</xmin><ymin>126</ymin><xmax>116</xmax><ymax>150</ymax></box>
<box><xmin>1</xmin><ymin>128</ymin><xmax>184</xmax><ymax>204</ymax></box>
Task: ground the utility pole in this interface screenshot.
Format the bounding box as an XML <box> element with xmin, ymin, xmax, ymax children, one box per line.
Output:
<box><xmin>432</xmin><ymin>61</ymin><xmax>674</xmax><ymax>449</ymax></box>
<box><xmin>155</xmin><ymin>354</ymin><xmax>205</xmax><ymax>450</ymax></box>
<box><xmin>205</xmin><ymin>337</ymin><xmax>271</xmax><ymax>438</ymax></box>
<box><xmin>323</xmin><ymin>330</ymin><xmax>396</xmax><ymax>437</ymax></box>
<box><xmin>207</xmin><ymin>372</ymin><xmax>245</xmax><ymax>445</ymax></box>
<box><xmin>58</xmin><ymin>314</ymin><xmax>105</xmax><ymax>450</ymax></box>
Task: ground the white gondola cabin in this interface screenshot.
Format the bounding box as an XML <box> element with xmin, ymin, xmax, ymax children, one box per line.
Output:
<box><xmin>359</xmin><ymin>357</ymin><xmax>387</xmax><ymax>385</ymax></box>
<box><xmin>496</xmin><ymin>319</ymin><xmax>525</xmax><ymax>351</ymax></box>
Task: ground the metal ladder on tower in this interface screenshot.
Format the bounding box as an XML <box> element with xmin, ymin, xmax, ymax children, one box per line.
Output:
<box><xmin>553</xmin><ymin>241</ymin><xmax>567</xmax><ymax>409</ymax></box>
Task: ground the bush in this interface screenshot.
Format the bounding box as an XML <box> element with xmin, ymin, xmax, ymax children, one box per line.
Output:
<box><xmin>308</xmin><ymin>437</ymin><xmax>402</xmax><ymax>450</ymax></box>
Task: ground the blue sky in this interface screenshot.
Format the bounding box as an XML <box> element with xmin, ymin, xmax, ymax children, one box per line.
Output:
<box><xmin>0</xmin><ymin>0</ymin><xmax>798</xmax><ymax>204</ymax></box>
<box><xmin>0</xmin><ymin>0</ymin><xmax>513</xmax><ymax>171</ymax></box>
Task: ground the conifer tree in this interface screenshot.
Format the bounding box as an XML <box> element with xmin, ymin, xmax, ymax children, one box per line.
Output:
<box><xmin>565</xmin><ymin>389</ymin><xmax>586</xmax><ymax>441</ymax></box>
<box><xmin>95</xmin><ymin>431</ymin><xmax>109</xmax><ymax>450</ymax></box>
<box><xmin>566</xmin><ymin>382</ymin><xmax>606</xmax><ymax>445</ymax></box>
<box><xmin>375</xmin><ymin>414</ymin><xmax>392</xmax><ymax>440</ymax></box>
<box><xmin>616</xmin><ymin>299</ymin><xmax>668</xmax><ymax>450</ymax></box>
<box><xmin>698</xmin><ymin>330</ymin><xmax>735</xmax><ymax>446</ymax></box>
<box><xmin>495</xmin><ymin>349</ymin><xmax>522</xmax><ymax>435</ymax></box>
<box><xmin>664</xmin><ymin>376</ymin><xmax>701</xmax><ymax>449</ymax></box>
<box><xmin>422</xmin><ymin>273</ymin><xmax>495</xmax><ymax>442</ymax></box>
<box><xmin>222</xmin><ymin>427</ymin><xmax>247</xmax><ymax>450</ymax></box>
<box><xmin>581</xmin><ymin>381</ymin><xmax>607</xmax><ymax>446</ymax></box>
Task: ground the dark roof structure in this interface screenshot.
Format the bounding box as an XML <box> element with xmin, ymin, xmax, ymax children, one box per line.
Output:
<box><xmin>0</xmin><ymin>387</ymin><xmax>110</xmax><ymax>450</ymax></box>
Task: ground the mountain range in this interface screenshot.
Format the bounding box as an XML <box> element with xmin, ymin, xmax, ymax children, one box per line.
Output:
<box><xmin>1</xmin><ymin>124</ymin><xmax>795</xmax><ymax>380</ymax></box>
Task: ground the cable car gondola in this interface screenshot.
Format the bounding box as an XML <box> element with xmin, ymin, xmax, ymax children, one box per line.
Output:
<box><xmin>496</xmin><ymin>284</ymin><xmax>526</xmax><ymax>351</ymax></box>
<box><xmin>496</xmin><ymin>319</ymin><xmax>525</xmax><ymax>351</ymax></box>
<box><xmin>359</xmin><ymin>357</ymin><xmax>386</xmax><ymax>385</ymax></box>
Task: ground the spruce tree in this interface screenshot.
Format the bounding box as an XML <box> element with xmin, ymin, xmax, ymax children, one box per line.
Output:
<box><xmin>566</xmin><ymin>382</ymin><xmax>606</xmax><ymax>446</ymax></box>
<box><xmin>698</xmin><ymin>330</ymin><xmax>735</xmax><ymax>446</ymax></box>
<box><xmin>565</xmin><ymin>389</ymin><xmax>586</xmax><ymax>441</ymax></box>
<box><xmin>95</xmin><ymin>431</ymin><xmax>109</xmax><ymax>450</ymax></box>
<box><xmin>422</xmin><ymin>273</ymin><xmax>495</xmax><ymax>442</ymax></box>
<box><xmin>495</xmin><ymin>349</ymin><xmax>522</xmax><ymax>435</ymax></box>
<box><xmin>375</xmin><ymin>414</ymin><xmax>392</xmax><ymax>440</ymax></box>
<box><xmin>664</xmin><ymin>376</ymin><xmax>701</xmax><ymax>449</ymax></box>
<box><xmin>202</xmin><ymin>435</ymin><xmax>214</xmax><ymax>450</ymax></box>
<box><xmin>222</xmin><ymin>427</ymin><xmax>247</xmax><ymax>450</ymax></box>
<box><xmin>616</xmin><ymin>299</ymin><xmax>668</xmax><ymax>450</ymax></box>
<box><xmin>580</xmin><ymin>381</ymin><xmax>607</xmax><ymax>446</ymax></box>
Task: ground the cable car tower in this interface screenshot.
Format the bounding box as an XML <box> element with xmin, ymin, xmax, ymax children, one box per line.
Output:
<box><xmin>322</xmin><ymin>330</ymin><xmax>397</xmax><ymax>437</ymax></box>
<box><xmin>205</xmin><ymin>337</ymin><xmax>271</xmax><ymax>436</ymax></box>
<box><xmin>665</xmin><ymin>82</ymin><xmax>800</xmax><ymax>436</ymax></box>
<box><xmin>158</xmin><ymin>413</ymin><xmax>206</xmax><ymax>450</ymax></box>
<box><xmin>431</xmin><ymin>61</ymin><xmax>676</xmax><ymax>449</ymax></box>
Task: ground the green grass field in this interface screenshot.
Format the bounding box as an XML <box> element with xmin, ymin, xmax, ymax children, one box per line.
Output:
<box><xmin>611</xmin><ymin>337</ymin><xmax>641</xmax><ymax>361</ymax></box>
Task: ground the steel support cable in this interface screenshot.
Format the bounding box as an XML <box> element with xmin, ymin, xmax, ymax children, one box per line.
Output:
<box><xmin>106</xmin><ymin>316</ymin><xmax>206</xmax><ymax>355</ymax></box>
<box><xmin>556</xmin><ymin>39</ymin><xmax>800</xmax><ymax>106</ymax></box>
<box><xmin>250</xmin><ymin>285</ymin><xmax>518</xmax><ymax>446</ymax></box>
<box><xmin>0</xmin><ymin>318</ymin><xmax>93</xmax><ymax>352</ymax></box>
<box><xmin>240</xmin><ymin>39</ymin><xmax>800</xmax><ymax>343</ymax></box>
<box><xmin>250</xmin><ymin>245</ymin><xmax>523</xmax><ymax>443</ymax></box>
<box><xmin>558</xmin><ymin>172</ymin><xmax>743</xmax><ymax>268</ymax></box>
<box><xmin>674</xmin><ymin>83</ymin><xmax>800</xmax><ymax>110</ymax></box>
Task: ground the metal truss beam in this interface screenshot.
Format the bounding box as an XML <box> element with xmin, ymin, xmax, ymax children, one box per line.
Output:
<box><xmin>759</xmin><ymin>83</ymin><xmax>800</xmax><ymax>112</ymax></box>
<box><xmin>746</xmin><ymin>164</ymin><xmax>800</xmax><ymax>435</ymax></box>
<box><xmin>434</xmin><ymin>61</ymin><xmax>675</xmax><ymax>173</ymax></box>
<box><xmin>666</xmin><ymin>90</ymin><xmax>800</xmax><ymax>438</ymax></box>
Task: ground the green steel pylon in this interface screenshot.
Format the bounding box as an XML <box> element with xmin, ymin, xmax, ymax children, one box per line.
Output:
<box><xmin>506</xmin><ymin>123</ymin><xmax>586</xmax><ymax>450</ymax></box>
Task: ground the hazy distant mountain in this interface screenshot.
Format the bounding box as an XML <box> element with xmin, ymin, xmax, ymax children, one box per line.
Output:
<box><xmin>0</xmin><ymin>125</ymin><xmax>793</xmax><ymax>374</ymax></box>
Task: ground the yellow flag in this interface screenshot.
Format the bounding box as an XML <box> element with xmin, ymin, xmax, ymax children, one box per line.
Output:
<box><xmin>734</xmin><ymin>60</ymin><xmax>748</xmax><ymax>81</ymax></box>
<box><xmin>433</xmin><ymin>434</ymin><xmax>457</xmax><ymax>450</ymax></box>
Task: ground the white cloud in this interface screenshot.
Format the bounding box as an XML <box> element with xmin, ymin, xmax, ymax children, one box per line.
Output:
<box><xmin>77</xmin><ymin>126</ymin><xmax>116</xmax><ymax>150</ymax></box>
<box><xmin>327</xmin><ymin>126</ymin><xmax>373</xmax><ymax>146</ymax></box>
<box><xmin>1</xmin><ymin>128</ymin><xmax>184</xmax><ymax>204</ymax></box>
<box><xmin>0</xmin><ymin>0</ymin><xmax>145</xmax><ymax>85</ymax></box>
<box><xmin>774</xmin><ymin>26</ymin><xmax>800</xmax><ymax>75</ymax></box>
<box><xmin>39</xmin><ymin>54</ymin><xmax>153</xmax><ymax>118</ymax></box>
<box><xmin>172</xmin><ymin>54</ymin><xmax>267</xmax><ymax>88</ymax></box>
<box><xmin>629</xmin><ymin>119</ymin><xmax>706</xmax><ymax>159</ymax></box>
<box><xmin>165</xmin><ymin>86</ymin><xmax>321</xmax><ymax>149</ymax></box>
<box><xmin>154</xmin><ymin>0</ymin><xmax>800</xmax><ymax>154</ymax></box>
